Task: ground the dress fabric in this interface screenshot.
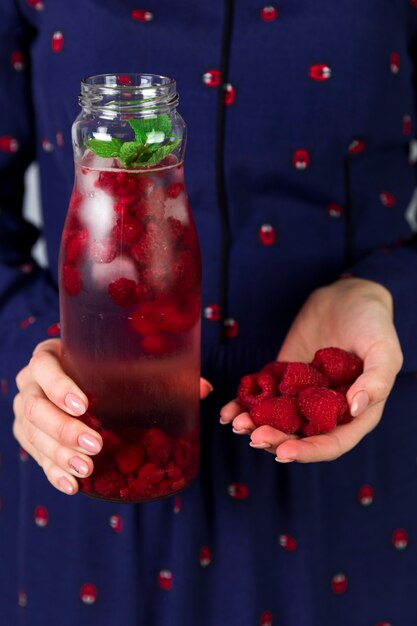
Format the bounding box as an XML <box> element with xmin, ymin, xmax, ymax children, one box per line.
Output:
<box><xmin>1</xmin><ymin>1</ymin><xmax>417</xmax><ymax>625</ymax></box>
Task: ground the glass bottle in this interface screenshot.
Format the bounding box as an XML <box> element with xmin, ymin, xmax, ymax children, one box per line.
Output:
<box><xmin>58</xmin><ymin>74</ymin><xmax>201</xmax><ymax>502</ymax></box>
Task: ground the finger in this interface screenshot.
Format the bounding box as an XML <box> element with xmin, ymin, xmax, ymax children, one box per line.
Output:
<box><xmin>15</xmin><ymin>414</ymin><xmax>93</xmax><ymax>478</ymax></box>
<box><xmin>347</xmin><ymin>337</ymin><xmax>402</xmax><ymax>416</ymax></box>
<box><xmin>231</xmin><ymin>411</ymin><xmax>256</xmax><ymax>434</ymax></box>
<box><xmin>249</xmin><ymin>425</ymin><xmax>299</xmax><ymax>455</ymax></box>
<box><xmin>28</xmin><ymin>340</ymin><xmax>88</xmax><ymax>416</ymax></box>
<box><xmin>200</xmin><ymin>377</ymin><xmax>213</xmax><ymax>400</ymax></box>
<box><xmin>15</xmin><ymin>383</ymin><xmax>102</xmax><ymax>455</ymax></box>
<box><xmin>219</xmin><ymin>399</ymin><xmax>243</xmax><ymax>424</ymax></box>
<box><xmin>275</xmin><ymin>403</ymin><xmax>382</xmax><ymax>463</ymax></box>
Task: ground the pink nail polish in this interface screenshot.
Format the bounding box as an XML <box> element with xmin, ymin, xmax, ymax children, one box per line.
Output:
<box><xmin>275</xmin><ymin>456</ymin><xmax>294</xmax><ymax>463</ymax></box>
<box><xmin>65</xmin><ymin>393</ymin><xmax>86</xmax><ymax>415</ymax></box>
<box><xmin>249</xmin><ymin>442</ymin><xmax>271</xmax><ymax>449</ymax></box>
<box><xmin>58</xmin><ymin>476</ymin><xmax>74</xmax><ymax>494</ymax></box>
<box><xmin>69</xmin><ymin>457</ymin><xmax>89</xmax><ymax>475</ymax></box>
<box><xmin>350</xmin><ymin>390</ymin><xmax>369</xmax><ymax>416</ymax></box>
<box><xmin>78</xmin><ymin>433</ymin><xmax>101</xmax><ymax>453</ymax></box>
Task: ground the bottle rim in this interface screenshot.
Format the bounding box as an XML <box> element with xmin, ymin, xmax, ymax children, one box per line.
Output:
<box><xmin>79</xmin><ymin>73</ymin><xmax>179</xmax><ymax>116</ymax></box>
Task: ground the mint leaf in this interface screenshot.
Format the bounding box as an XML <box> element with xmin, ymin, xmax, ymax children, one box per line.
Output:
<box><xmin>119</xmin><ymin>141</ymin><xmax>142</xmax><ymax>166</ymax></box>
<box><xmin>143</xmin><ymin>139</ymin><xmax>180</xmax><ymax>165</ymax></box>
<box><xmin>86</xmin><ymin>138</ymin><xmax>123</xmax><ymax>158</ymax></box>
<box><xmin>127</xmin><ymin>119</ymin><xmax>148</xmax><ymax>145</ymax></box>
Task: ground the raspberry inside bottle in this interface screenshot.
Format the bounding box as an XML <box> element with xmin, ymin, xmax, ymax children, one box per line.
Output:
<box><xmin>58</xmin><ymin>74</ymin><xmax>201</xmax><ymax>502</ymax></box>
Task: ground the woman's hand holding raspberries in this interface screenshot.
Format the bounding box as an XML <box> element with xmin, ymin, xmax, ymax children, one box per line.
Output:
<box><xmin>220</xmin><ymin>278</ymin><xmax>403</xmax><ymax>463</ymax></box>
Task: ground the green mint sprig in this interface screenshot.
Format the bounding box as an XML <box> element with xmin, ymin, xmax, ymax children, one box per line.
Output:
<box><xmin>85</xmin><ymin>114</ymin><xmax>180</xmax><ymax>168</ymax></box>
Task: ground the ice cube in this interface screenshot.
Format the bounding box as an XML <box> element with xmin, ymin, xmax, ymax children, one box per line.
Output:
<box><xmin>80</xmin><ymin>190</ymin><xmax>115</xmax><ymax>239</ymax></box>
<box><xmin>90</xmin><ymin>255</ymin><xmax>138</xmax><ymax>289</ymax></box>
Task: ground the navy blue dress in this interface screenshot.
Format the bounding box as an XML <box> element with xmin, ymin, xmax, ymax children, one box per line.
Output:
<box><xmin>1</xmin><ymin>2</ymin><xmax>417</xmax><ymax>625</ymax></box>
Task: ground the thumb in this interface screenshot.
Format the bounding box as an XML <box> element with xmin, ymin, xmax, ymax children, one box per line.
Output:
<box><xmin>200</xmin><ymin>377</ymin><xmax>214</xmax><ymax>400</ymax></box>
<box><xmin>347</xmin><ymin>338</ymin><xmax>403</xmax><ymax>416</ymax></box>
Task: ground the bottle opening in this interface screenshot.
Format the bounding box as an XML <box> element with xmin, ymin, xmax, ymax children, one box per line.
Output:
<box><xmin>80</xmin><ymin>73</ymin><xmax>178</xmax><ymax>116</ymax></box>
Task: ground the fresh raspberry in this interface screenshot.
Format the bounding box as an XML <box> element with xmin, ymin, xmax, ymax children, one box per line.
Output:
<box><xmin>114</xmin><ymin>195</ymin><xmax>136</xmax><ymax>217</ymax></box>
<box><xmin>165</xmin><ymin>462</ymin><xmax>183</xmax><ymax>483</ymax></box>
<box><xmin>96</xmin><ymin>171</ymin><xmax>117</xmax><ymax>195</ymax></box>
<box><xmin>141</xmin><ymin>428</ymin><xmax>172</xmax><ymax>466</ymax></box>
<box><xmin>250</xmin><ymin>397</ymin><xmax>304</xmax><ymax>434</ymax></box>
<box><xmin>260</xmin><ymin>361</ymin><xmax>288</xmax><ymax>383</ymax></box>
<box><xmin>115</xmin><ymin>171</ymin><xmax>141</xmax><ymax>196</ymax></box>
<box><xmin>312</xmin><ymin>347</ymin><xmax>363</xmax><ymax>387</ymax></box>
<box><xmin>100</xmin><ymin>429</ymin><xmax>121</xmax><ymax>451</ymax></box>
<box><xmin>108</xmin><ymin>278</ymin><xmax>140</xmax><ymax>307</ymax></box>
<box><xmin>237</xmin><ymin>373</ymin><xmax>277</xmax><ymax>410</ymax></box>
<box><xmin>173</xmin><ymin>436</ymin><xmax>198</xmax><ymax>475</ymax></box>
<box><xmin>172</xmin><ymin>250</ymin><xmax>199</xmax><ymax>291</ymax></box>
<box><xmin>89</xmin><ymin>238</ymin><xmax>117</xmax><ymax>263</ymax></box>
<box><xmin>298</xmin><ymin>387</ymin><xmax>348</xmax><ymax>434</ymax></box>
<box><xmin>93</xmin><ymin>469</ymin><xmax>125</xmax><ymax>498</ymax></box>
<box><xmin>126</xmin><ymin>463</ymin><xmax>165</xmax><ymax>499</ymax></box>
<box><xmin>166</xmin><ymin>182</ymin><xmax>183</xmax><ymax>198</ymax></box>
<box><xmin>114</xmin><ymin>443</ymin><xmax>145</xmax><ymax>475</ymax></box>
<box><xmin>140</xmin><ymin>335</ymin><xmax>178</xmax><ymax>356</ymax></box>
<box><xmin>113</xmin><ymin>216</ymin><xmax>143</xmax><ymax>244</ymax></box>
<box><xmin>65</xmin><ymin>229</ymin><xmax>88</xmax><ymax>264</ymax></box>
<box><xmin>62</xmin><ymin>263</ymin><xmax>82</xmax><ymax>296</ymax></box>
<box><xmin>130</xmin><ymin>222</ymin><xmax>168</xmax><ymax>266</ymax></box>
<box><xmin>279</xmin><ymin>363</ymin><xmax>328</xmax><ymax>396</ymax></box>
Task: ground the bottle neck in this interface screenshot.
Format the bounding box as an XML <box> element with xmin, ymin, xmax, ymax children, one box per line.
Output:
<box><xmin>79</xmin><ymin>73</ymin><xmax>179</xmax><ymax>119</ymax></box>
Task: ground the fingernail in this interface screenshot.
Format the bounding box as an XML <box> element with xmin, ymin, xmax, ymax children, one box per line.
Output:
<box><xmin>58</xmin><ymin>476</ymin><xmax>75</xmax><ymax>494</ymax></box>
<box><xmin>78</xmin><ymin>433</ymin><xmax>102</xmax><ymax>453</ymax></box>
<box><xmin>232</xmin><ymin>428</ymin><xmax>250</xmax><ymax>435</ymax></box>
<box><xmin>65</xmin><ymin>393</ymin><xmax>86</xmax><ymax>415</ymax></box>
<box><xmin>275</xmin><ymin>456</ymin><xmax>294</xmax><ymax>463</ymax></box>
<box><xmin>203</xmin><ymin>379</ymin><xmax>214</xmax><ymax>393</ymax></box>
<box><xmin>69</xmin><ymin>456</ymin><xmax>89</xmax><ymax>475</ymax></box>
<box><xmin>219</xmin><ymin>417</ymin><xmax>229</xmax><ymax>425</ymax></box>
<box><xmin>350</xmin><ymin>390</ymin><xmax>369</xmax><ymax>417</ymax></box>
<box><xmin>249</xmin><ymin>442</ymin><xmax>272</xmax><ymax>449</ymax></box>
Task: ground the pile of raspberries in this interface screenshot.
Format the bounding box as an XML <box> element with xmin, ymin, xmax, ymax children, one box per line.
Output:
<box><xmin>237</xmin><ymin>347</ymin><xmax>363</xmax><ymax>436</ymax></box>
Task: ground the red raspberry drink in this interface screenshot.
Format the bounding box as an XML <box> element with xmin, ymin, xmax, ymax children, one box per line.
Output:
<box><xmin>59</xmin><ymin>74</ymin><xmax>201</xmax><ymax>502</ymax></box>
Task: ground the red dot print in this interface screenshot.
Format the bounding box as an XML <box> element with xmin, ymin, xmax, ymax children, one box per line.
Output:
<box><xmin>131</xmin><ymin>9</ymin><xmax>154</xmax><ymax>22</ymax></box>
<box><xmin>403</xmin><ymin>114</ymin><xmax>412</xmax><ymax>136</ymax></box>
<box><xmin>157</xmin><ymin>569</ymin><xmax>173</xmax><ymax>590</ymax></box>
<box><xmin>1</xmin><ymin>378</ymin><xmax>8</xmax><ymax>397</ymax></box>
<box><xmin>260</xmin><ymin>6</ymin><xmax>278</xmax><ymax>21</ymax></box>
<box><xmin>203</xmin><ymin>304</ymin><xmax>221</xmax><ymax>321</ymax></box>
<box><xmin>19</xmin><ymin>262</ymin><xmax>34</xmax><ymax>273</ymax></box>
<box><xmin>224</xmin><ymin>318</ymin><xmax>239</xmax><ymax>339</ymax></box>
<box><xmin>18</xmin><ymin>590</ymin><xmax>27</xmax><ymax>608</ymax></box>
<box><xmin>10</xmin><ymin>51</ymin><xmax>26</xmax><ymax>71</ymax></box>
<box><xmin>34</xmin><ymin>505</ymin><xmax>48</xmax><ymax>528</ymax></box>
<box><xmin>375</xmin><ymin>622</ymin><xmax>392</xmax><ymax>626</ymax></box>
<box><xmin>331</xmin><ymin>573</ymin><xmax>348</xmax><ymax>594</ymax></box>
<box><xmin>390</xmin><ymin>52</ymin><xmax>400</xmax><ymax>74</ymax></box>
<box><xmin>309</xmin><ymin>63</ymin><xmax>331</xmax><ymax>81</ymax></box>
<box><xmin>348</xmin><ymin>139</ymin><xmax>366</xmax><ymax>155</ymax></box>
<box><xmin>19</xmin><ymin>315</ymin><xmax>36</xmax><ymax>329</ymax></box>
<box><xmin>293</xmin><ymin>149</ymin><xmax>310</xmax><ymax>170</ymax></box>
<box><xmin>223</xmin><ymin>83</ymin><xmax>236</xmax><ymax>106</ymax></box>
<box><xmin>109</xmin><ymin>515</ymin><xmax>123</xmax><ymax>533</ymax></box>
<box><xmin>279</xmin><ymin>533</ymin><xmax>297</xmax><ymax>551</ymax></box>
<box><xmin>259</xmin><ymin>224</ymin><xmax>276</xmax><ymax>245</ymax></box>
<box><xmin>117</xmin><ymin>75</ymin><xmax>132</xmax><ymax>85</ymax></box>
<box><xmin>380</xmin><ymin>192</ymin><xmax>396</xmax><ymax>207</ymax></box>
<box><xmin>42</xmin><ymin>138</ymin><xmax>54</xmax><ymax>152</ymax></box>
<box><xmin>173</xmin><ymin>496</ymin><xmax>182</xmax><ymax>514</ymax></box>
<box><xmin>227</xmin><ymin>483</ymin><xmax>249</xmax><ymax>500</ymax></box>
<box><xmin>358</xmin><ymin>484</ymin><xmax>374</xmax><ymax>506</ymax></box>
<box><xmin>19</xmin><ymin>447</ymin><xmax>29</xmax><ymax>462</ymax></box>
<box><xmin>80</xmin><ymin>583</ymin><xmax>98</xmax><ymax>605</ymax></box>
<box><xmin>26</xmin><ymin>0</ymin><xmax>43</xmax><ymax>9</ymax></box>
<box><xmin>260</xmin><ymin>611</ymin><xmax>273</xmax><ymax>626</ymax></box>
<box><xmin>0</xmin><ymin>136</ymin><xmax>19</xmax><ymax>153</ymax></box>
<box><xmin>327</xmin><ymin>203</ymin><xmax>343</xmax><ymax>218</ymax></box>
<box><xmin>202</xmin><ymin>69</ymin><xmax>222</xmax><ymax>88</ymax></box>
<box><xmin>392</xmin><ymin>528</ymin><xmax>409</xmax><ymax>550</ymax></box>
<box><xmin>51</xmin><ymin>31</ymin><xmax>64</xmax><ymax>53</ymax></box>
<box><xmin>199</xmin><ymin>546</ymin><xmax>212</xmax><ymax>567</ymax></box>
<box><xmin>56</xmin><ymin>131</ymin><xmax>64</xmax><ymax>148</ymax></box>
<box><xmin>47</xmin><ymin>322</ymin><xmax>61</xmax><ymax>336</ymax></box>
